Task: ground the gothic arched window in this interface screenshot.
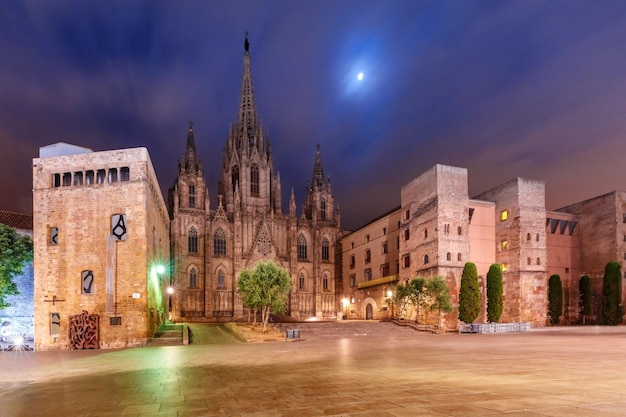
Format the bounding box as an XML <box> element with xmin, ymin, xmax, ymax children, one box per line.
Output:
<box><xmin>250</xmin><ymin>164</ymin><xmax>259</xmax><ymax>197</ymax></box>
<box><xmin>320</xmin><ymin>197</ymin><xmax>327</xmax><ymax>221</ymax></box>
<box><xmin>214</xmin><ymin>227</ymin><xmax>227</xmax><ymax>256</ymax></box>
<box><xmin>323</xmin><ymin>273</ymin><xmax>329</xmax><ymax>291</ymax></box>
<box><xmin>297</xmin><ymin>233</ymin><xmax>308</xmax><ymax>260</ymax></box>
<box><xmin>188</xmin><ymin>227</ymin><xmax>198</xmax><ymax>253</ymax></box>
<box><xmin>231</xmin><ymin>165</ymin><xmax>239</xmax><ymax>194</ymax></box>
<box><xmin>189</xmin><ymin>268</ymin><xmax>197</xmax><ymax>288</ymax></box>
<box><xmin>321</xmin><ymin>237</ymin><xmax>330</xmax><ymax>261</ymax></box>
<box><xmin>189</xmin><ymin>182</ymin><xmax>196</xmax><ymax>208</ymax></box>
<box><xmin>299</xmin><ymin>273</ymin><xmax>305</xmax><ymax>290</ymax></box>
<box><xmin>217</xmin><ymin>270</ymin><xmax>225</xmax><ymax>289</ymax></box>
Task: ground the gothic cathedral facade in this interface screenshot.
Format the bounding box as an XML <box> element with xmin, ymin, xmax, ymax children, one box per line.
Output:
<box><xmin>168</xmin><ymin>37</ymin><xmax>342</xmax><ymax>321</ymax></box>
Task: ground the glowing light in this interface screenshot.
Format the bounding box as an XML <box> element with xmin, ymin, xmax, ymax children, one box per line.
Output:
<box><xmin>12</xmin><ymin>335</ymin><xmax>24</xmax><ymax>346</ymax></box>
<box><xmin>167</xmin><ymin>287</ymin><xmax>174</xmax><ymax>295</ymax></box>
<box><xmin>341</xmin><ymin>298</ymin><xmax>350</xmax><ymax>307</ymax></box>
<box><xmin>357</xmin><ymin>72</ymin><xmax>364</xmax><ymax>81</ymax></box>
<box><xmin>386</xmin><ymin>290</ymin><xmax>393</xmax><ymax>298</ymax></box>
<box><xmin>156</xmin><ymin>265</ymin><xmax>166</xmax><ymax>275</ymax></box>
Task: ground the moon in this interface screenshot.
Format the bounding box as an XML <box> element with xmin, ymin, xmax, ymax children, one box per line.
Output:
<box><xmin>357</xmin><ymin>72</ymin><xmax>364</xmax><ymax>81</ymax></box>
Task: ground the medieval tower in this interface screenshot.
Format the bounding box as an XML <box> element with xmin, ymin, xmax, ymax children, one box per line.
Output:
<box><xmin>168</xmin><ymin>36</ymin><xmax>342</xmax><ymax>321</ymax></box>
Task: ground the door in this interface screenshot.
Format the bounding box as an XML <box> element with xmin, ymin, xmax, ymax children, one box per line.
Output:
<box><xmin>366</xmin><ymin>303</ymin><xmax>373</xmax><ymax>320</ymax></box>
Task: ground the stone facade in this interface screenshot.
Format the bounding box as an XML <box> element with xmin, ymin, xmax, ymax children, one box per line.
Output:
<box><xmin>32</xmin><ymin>145</ymin><xmax>170</xmax><ymax>350</ymax></box>
<box><xmin>167</xmin><ymin>37</ymin><xmax>342</xmax><ymax>321</ymax></box>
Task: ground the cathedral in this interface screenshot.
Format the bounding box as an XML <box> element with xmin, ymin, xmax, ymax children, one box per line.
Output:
<box><xmin>167</xmin><ymin>36</ymin><xmax>342</xmax><ymax>321</ymax></box>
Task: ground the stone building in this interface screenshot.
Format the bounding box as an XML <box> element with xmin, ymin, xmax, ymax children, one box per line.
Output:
<box><xmin>32</xmin><ymin>143</ymin><xmax>170</xmax><ymax>350</ymax></box>
<box><xmin>341</xmin><ymin>163</ymin><xmax>624</xmax><ymax>328</ymax></box>
<box><xmin>167</xmin><ymin>36</ymin><xmax>342</xmax><ymax>321</ymax></box>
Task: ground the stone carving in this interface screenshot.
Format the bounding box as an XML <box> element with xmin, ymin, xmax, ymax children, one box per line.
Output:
<box><xmin>68</xmin><ymin>310</ymin><xmax>99</xmax><ymax>349</ymax></box>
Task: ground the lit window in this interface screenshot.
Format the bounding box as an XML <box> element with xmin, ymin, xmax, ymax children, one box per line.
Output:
<box><xmin>501</xmin><ymin>240</ymin><xmax>509</xmax><ymax>250</ymax></box>
<box><xmin>500</xmin><ymin>210</ymin><xmax>509</xmax><ymax>221</ymax></box>
<box><xmin>501</xmin><ymin>263</ymin><xmax>508</xmax><ymax>272</ymax></box>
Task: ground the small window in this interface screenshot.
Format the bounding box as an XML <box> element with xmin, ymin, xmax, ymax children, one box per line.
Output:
<box><xmin>85</xmin><ymin>170</ymin><xmax>94</xmax><ymax>185</ymax></box>
<box><xmin>623</xmin><ymin>214</ymin><xmax>626</xmax><ymax>223</ymax></box>
<box><xmin>323</xmin><ymin>273</ymin><xmax>329</xmax><ymax>291</ymax></box>
<box><xmin>320</xmin><ymin>197</ymin><xmax>327</xmax><ymax>221</ymax></box>
<box><xmin>527</xmin><ymin>233</ymin><xmax>531</xmax><ymax>241</ymax></box>
<box><xmin>396</xmin><ymin>237</ymin><xmax>400</xmax><ymax>249</ymax></box>
<box><xmin>365</xmin><ymin>249</ymin><xmax>371</xmax><ymax>263</ymax></box>
<box><xmin>350</xmin><ymin>255</ymin><xmax>355</xmax><ymax>268</ymax></box>
<box><xmin>351</xmin><ymin>241</ymin><xmax>354</xmax><ymax>249</ymax></box>
<box><xmin>501</xmin><ymin>240</ymin><xmax>509</xmax><ymax>250</ymax></box>
<box><xmin>74</xmin><ymin>172</ymin><xmax>83</xmax><ymax>186</ymax></box>
<box><xmin>217</xmin><ymin>270</ymin><xmax>225</xmax><ymax>289</ymax></box>
<box><xmin>111</xmin><ymin>214</ymin><xmax>127</xmax><ymax>241</ymax></box>
<box><xmin>501</xmin><ymin>263</ymin><xmax>508</xmax><ymax>272</ymax></box>
<box><xmin>349</xmin><ymin>274</ymin><xmax>356</xmax><ymax>287</ymax></box>
<box><xmin>189</xmin><ymin>183</ymin><xmax>196</xmax><ymax>208</ymax></box>
<box><xmin>50</xmin><ymin>227</ymin><xmax>59</xmax><ymax>245</ymax></box>
<box><xmin>364</xmin><ymin>269</ymin><xmax>372</xmax><ymax>282</ymax></box>
<box><xmin>120</xmin><ymin>167</ymin><xmax>130</xmax><ymax>181</ymax></box>
<box><xmin>383</xmin><ymin>227</ymin><xmax>387</xmax><ymax>235</ymax></box>
<box><xmin>536</xmin><ymin>257</ymin><xmax>541</xmax><ymax>265</ymax></box>
<box><xmin>444</xmin><ymin>224</ymin><xmax>450</xmax><ymax>234</ymax></box>
<box><xmin>299</xmin><ymin>273</ymin><xmax>306</xmax><ymax>290</ymax></box>
<box><xmin>52</xmin><ymin>173</ymin><xmax>61</xmax><ymax>187</ymax></box>
<box><xmin>321</xmin><ymin>237</ymin><xmax>330</xmax><ymax>261</ymax></box>
<box><xmin>566</xmin><ymin>267</ymin><xmax>570</xmax><ymax>273</ymax></box>
<box><xmin>457</xmin><ymin>253</ymin><xmax>462</xmax><ymax>262</ymax></box>
<box><xmin>423</xmin><ymin>254</ymin><xmax>429</xmax><ymax>264</ymax></box>
<box><xmin>188</xmin><ymin>227</ymin><xmax>198</xmax><ymax>253</ymax></box>
<box><xmin>381</xmin><ymin>263</ymin><xmax>390</xmax><ymax>277</ymax></box>
<box><xmin>500</xmin><ymin>210</ymin><xmax>509</xmax><ymax>221</ymax></box>
<box><xmin>62</xmin><ymin>172</ymin><xmax>71</xmax><ymax>186</ymax></box>
<box><xmin>214</xmin><ymin>228</ymin><xmax>227</xmax><ymax>256</ymax></box>
<box><xmin>189</xmin><ymin>268</ymin><xmax>197</xmax><ymax>288</ymax></box>
<box><xmin>297</xmin><ymin>233</ymin><xmax>308</xmax><ymax>260</ymax></box>
<box><xmin>446</xmin><ymin>252</ymin><xmax>451</xmax><ymax>261</ymax></box>
<box><xmin>457</xmin><ymin>226</ymin><xmax>462</xmax><ymax>235</ymax></box>
<box><xmin>382</xmin><ymin>241</ymin><xmax>388</xmax><ymax>254</ymax></box>
<box><xmin>81</xmin><ymin>270</ymin><xmax>94</xmax><ymax>294</ymax></box>
<box><xmin>403</xmin><ymin>255</ymin><xmax>410</xmax><ymax>269</ymax></box>
<box><xmin>423</xmin><ymin>229</ymin><xmax>428</xmax><ymax>239</ymax></box>
<box><xmin>405</xmin><ymin>210</ymin><xmax>410</xmax><ymax>220</ymax></box>
<box><xmin>536</xmin><ymin>233</ymin><xmax>540</xmax><ymax>242</ymax></box>
<box><xmin>404</xmin><ymin>229</ymin><xmax>410</xmax><ymax>241</ymax></box>
<box><xmin>250</xmin><ymin>164</ymin><xmax>260</xmax><ymax>197</ymax></box>
<box><xmin>108</xmin><ymin>168</ymin><xmax>118</xmax><ymax>183</ymax></box>
<box><xmin>96</xmin><ymin>169</ymin><xmax>106</xmax><ymax>184</ymax></box>
<box><xmin>366</xmin><ymin>235</ymin><xmax>370</xmax><ymax>242</ymax></box>
<box><xmin>527</xmin><ymin>257</ymin><xmax>531</xmax><ymax>266</ymax></box>
<box><xmin>50</xmin><ymin>313</ymin><xmax>61</xmax><ymax>336</ymax></box>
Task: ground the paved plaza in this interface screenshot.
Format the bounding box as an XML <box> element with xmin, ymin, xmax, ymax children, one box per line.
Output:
<box><xmin>2</xmin><ymin>322</ymin><xmax>626</xmax><ymax>416</ymax></box>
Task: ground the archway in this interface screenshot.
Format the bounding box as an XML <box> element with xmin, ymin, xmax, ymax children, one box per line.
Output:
<box><xmin>366</xmin><ymin>303</ymin><xmax>374</xmax><ymax>320</ymax></box>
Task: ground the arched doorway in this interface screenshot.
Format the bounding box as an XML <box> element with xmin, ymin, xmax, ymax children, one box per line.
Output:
<box><xmin>366</xmin><ymin>303</ymin><xmax>373</xmax><ymax>320</ymax></box>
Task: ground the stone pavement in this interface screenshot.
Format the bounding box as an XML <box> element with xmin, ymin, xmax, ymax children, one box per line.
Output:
<box><xmin>2</xmin><ymin>323</ymin><xmax>626</xmax><ymax>416</ymax></box>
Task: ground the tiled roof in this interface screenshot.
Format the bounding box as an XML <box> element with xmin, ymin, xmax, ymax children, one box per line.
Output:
<box><xmin>0</xmin><ymin>210</ymin><xmax>33</xmax><ymax>231</ymax></box>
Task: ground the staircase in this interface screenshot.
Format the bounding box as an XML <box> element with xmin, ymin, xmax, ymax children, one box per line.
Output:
<box><xmin>274</xmin><ymin>320</ymin><xmax>419</xmax><ymax>339</ymax></box>
<box><xmin>148</xmin><ymin>323</ymin><xmax>188</xmax><ymax>346</ymax></box>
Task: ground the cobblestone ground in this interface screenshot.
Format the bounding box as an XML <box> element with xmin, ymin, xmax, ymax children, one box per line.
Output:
<box><xmin>2</xmin><ymin>323</ymin><xmax>626</xmax><ymax>416</ymax></box>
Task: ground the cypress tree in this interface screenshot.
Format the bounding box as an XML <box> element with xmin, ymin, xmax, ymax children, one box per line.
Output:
<box><xmin>486</xmin><ymin>263</ymin><xmax>503</xmax><ymax>322</ymax></box>
<box><xmin>602</xmin><ymin>261</ymin><xmax>623</xmax><ymax>325</ymax></box>
<box><xmin>548</xmin><ymin>274</ymin><xmax>563</xmax><ymax>325</ymax></box>
<box><xmin>458</xmin><ymin>262</ymin><xmax>480</xmax><ymax>324</ymax></box>
<box><xmin>579</xmin><ymin>275</ymin><xmax>592</xmax><ymax>323</ymax></box>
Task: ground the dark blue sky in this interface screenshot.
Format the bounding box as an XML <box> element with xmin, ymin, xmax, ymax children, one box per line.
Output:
<box><xmin>1</xmin><ymin>1</ymin><xmax>626</xmax><ymax>229</ymax></box>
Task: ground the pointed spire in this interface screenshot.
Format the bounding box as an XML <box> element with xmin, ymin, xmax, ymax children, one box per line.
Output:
<box><xmin>180</xmin><ymin>121</ymin><xmax>202</xmax><ymax>175</ymax></box>
<box><xmin>236</xmin><ymin>32</ymin><xmax>259</xmax><ymax>151</ymax></box>
<box><xmin>311</xmin><ymin>144</ymin><xmax>325</xmax><ymax>189</ymax></box>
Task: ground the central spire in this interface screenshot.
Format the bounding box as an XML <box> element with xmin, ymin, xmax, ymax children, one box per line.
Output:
<box><xmin>237</xmin><ymin>32</ymin><xmax>259</xmax><ymax>150</ymax></box>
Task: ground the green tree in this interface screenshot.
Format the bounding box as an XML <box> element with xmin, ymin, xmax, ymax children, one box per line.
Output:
<box><xmin>486</xmin><ymin>263</ymin><xmax>503</xmax><ymax>323</ymax></box>
<box><xmin>387</xmin><ymin>283</ymin><xmax>413</xmax><ymax>319</ymax></box>
<box><xmin>237</xmin><ymin>261</ymin><xmax>291</xmax><ymax>332</ymax></box>
<box><xmin>548</xmin><ymin>274</ymin><xmax>563</xmax><ymax>325</ymax></box>
<box><xmin>579</xmin><ymin>275</ymin><xmax>592</xmax><ymax>324</ymax></box>
<box><xmin>458</xmin><ymin>262</ymin><xmax>480</xmax><ymax>324</ymax></box>
<box><xmin>602</xmin><ymin>261</ymin><xmax>623</xmax><ymax>325</ymax></box>
<box><xmin>407</xmin><ymin>277</ymin><xmax>428</xmax><ymax>322</ymax></box>
<box><xmin>0</xmin><ymin>224</ymin><xmax>33</xmax><ymax>310</ymax></box>
<box><xmin>425</xmin><ymin>277</ymin><xmax>453</xmax><ymax>328</ymax></box>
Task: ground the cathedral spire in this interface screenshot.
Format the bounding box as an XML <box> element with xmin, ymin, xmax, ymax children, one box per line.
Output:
<box><xmin>237</xmin><ymin>32</ymin><xmax>259</xmax><ymax>150</ymax></box>
<box><xmin>180</xmin><ymin>121</ymin><xmax>202</xmax><ymax>175</ymax></box>
<box><xmin>311</xmin><ymin>144</ymin><xmax>325</xmax><ymax>189</ymax></box>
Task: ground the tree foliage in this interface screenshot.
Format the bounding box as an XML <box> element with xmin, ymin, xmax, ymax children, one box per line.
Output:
<box><xmin>408</xmin><ymin>277</ymin><xmax>428</xmax><ymax>322</ymax></box>
<box><xmin>0</xmin><ymin>224</ymin><xmax>33</xmax><ymax>310</ymax></box>
<box><xmin>578</xmin><ymin>275</ymin><xmax>592</xmax><ymax>321</ymax></box>
<box><xmin>486</xmin><ymin>263</ymin><xmax>503</xmax><ymax>323</ymax></box>
<box><xmin>237</xmin><ymin>261</ymin><xmax>291</xmax><ymax>332</ymax></box>
<box><xmin>458</xmin><ymin>262</ymin><xmax>480</xmax><ymax>324</ymax></box>
<box><xmin>548</xmin><ymin>274</ymin><xmax>563</xmax><ymax>325</ymax></box>
<box><xmin>602</xmin><ymin>261</ymin><xmax>623</xmax><ymax>325</ymax></box>
<box><xmin>387</xmin><ymin>283</ymin><xmax>413</xmax><ymax>319</ymax></box>
<box><xmin>425</xmin><ymin>277</ymin><xmax>453</xmax><ymax>328</ymax></box>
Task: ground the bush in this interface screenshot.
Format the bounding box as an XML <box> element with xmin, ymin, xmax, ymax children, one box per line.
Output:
<box><xmin>486</xmin><ymin>264</ymin><xmax>503</xmax><ymax>323</ymax></box>
<box><xmin>548</xmin><ymin>274</ymin><xmax>563</xmax><ymax>325</ymax></box>
<box><xmin>458</xmin><ymin>262</ymin><xmax>480</xmax><ymax>324</ymax></box>
<box><xmin>602</xmin><ymin>261</ymin><xmax>623</xmax><ymax>325</ymax></box>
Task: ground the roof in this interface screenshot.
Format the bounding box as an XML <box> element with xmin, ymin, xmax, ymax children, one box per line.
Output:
<box><xmin>0</xmin><ymin>211</ymin><xmax>33</xmax><ymax>231</ymax></box>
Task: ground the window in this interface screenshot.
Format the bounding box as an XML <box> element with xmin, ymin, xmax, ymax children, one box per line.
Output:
<box><xmin>50</xmin><ymin>227</ymin><xmax>59</xmax><ymax>245</ymax></box>
<box><xmin>85</xmin><ymin>170</ymin><xmax>94</xmax><ymax>185</ymax></box>
<box><xmin>444</xmin><ymin>224</ymin><xmax>450</xmax><ymax>234</ymax></box>
<box><xmin>214</xmin><ymin>228</ymin><xmax>227</xmax><ymax>255</ymax></box>
<box><xmin>189</xmin><ymin>183</ymin><xmax>196</xmax><ymax>208</ymax></box>
<box><xmin>299</xmin><ymin>273</ymin><xmax>306</xmax><ymax>290</ymax></box>
<box><xmin>365</xmin><ymin>249</ymin><xmax>371</xmax><ymax>263</ymax></box>
<box><xmin>366</xmin><ymin>235</ymin><xmax>370</xmax><ymax>242</ymax></box>
<box><xmin>364</xmin><ymin>269</ymin><xmax>372</xmax><ymax>282</ymax></box>
<box><xmin>96</xmin><ymin>169</ymin><xmax>106</xmax><ymax>184</ymax></box>
<box><xmin>383</xmin><ymin>227</ymin><xmax>387</xmax><ymax>235</ymax></box>
<box><xmin>404</xmin><ymin>229</ymin><xmax>410</xmax><ymax>241</ymax></box>
<box><xmin>81</xmin><ymin>270</ymin><xmax>94</xmax><ymax>294</ymax></box>
<box><xmin>323</xmin><ymin>273</ymin><xmax>329</xmax><ymax>290</ymax></box>
<box><xmin>349</xmin><ymin>274</ymin><xmax>356</xmax><ymax>287</ymax></box>
<box><xmin>382</xmin><ymin>241</ymin><xmax>388</xmax><ymax>254</ymax></box>
<box><xmin>217</xmin><ymin>270</ymin><xmax>225</xmax><ymax>289</ymax></box>
<box><xmin>424</xmin><ymin>254</ymin><xmax>429</xmax><ymax>264</ymax></box>
<box><xmin>623</xmin><ymin>213</ymin><xmax>626</xmax><ymax>223</ymax></box>
<box><xmin>351</xmin><ymin>241</ymin><xmax>354</xmax><ymax>249</ymax></box>
<box><xmin>536</xmin><ymin>233</ymin><xmax>540</xmax><ymax>242</ymax></box>
<box><xmin>62</xmin><ymin>172</ymin><xmax>71</xmax><ymax>186</ymax></box>
<box><xmin>396</xmin><ymin>237</ymin><xmax>400</xmax><ymax>249</ymax></box>
<box><xmin>297</xmin><ymin>233</ymin><xmax>307</xmax><ymax>260</ymax></box>
<box><xmin>111</xmin><ymin>214</ymin><xmax>127</xmax><ymax>241</ymax></box>
<box><xmin>231</xmin><ymin>165</ymin><xmax>239</xmax><ymax>193</ymax></box>
<box><xmin>501</xmin><ymin>210</ymin><xmax>509</xmax><ymax>221</ymax></box>
<box><xmin>381</xmin><ymin>263</ymin><xmax>390</xmax><ymax>277</ymax></box>
<box><xmin>457</xmin><ymin>253</ymin><xmax>462</xmax><ymax>262</ymax></box>
<box><xmin>501</xmin><ymin>240</ymin><xmax>509</xmax><ymax>250</ymax></box>
<box><xmin>457</xmin><ymin>226</ymin><xmax>462</xmax><ymax>235</ymax></box>
<box><xmin>446</xmin><ymin>252</ymin><xmax>451</xmax><ymax>261</ymax></box>
<box><xmin>405</xmin><ymin>210</ymin><xmax>410</xmax><ymax>220</ymax></box>
<box><xmin>537</xmin><ymin>257</ymin><xmax>541</xmax><ymax>265</ymax></box>
<box><xmin>52</xmin><ymin>173</ymin><xmax>61</xmax><ymax>187</ymax></box>
<box><xmin>349</xmin><ymin>255</ymin><xmax>355</xmax><ymax>268</ymax></box>
<box><xmin>74</xmin><ymin>172</ymin><xmax>83</xmax><ymax>186</ymax></box>
<box><xmin>120</xmin><ymin>167</ymin><xmax>130</xmax><ymax>181</ymax></box>
<box><xmin>403</xmin><ymin>254</ymin><xmax>410</xmax><ymax>269</ymax></box>
<box><xmin>320</xmin><ymin>197</ymin><xmax>326</xmax><ymax>220</ymax></box>
<box><xmin>501</xmin><ymin>263</ymin><xmax>508</xmax><ymax>272</ymax></box>
<box><xmin>189</xmin><ymin>268</ymin><xmax>197</xmax><ymax>288</ymax></box>
<box><xmin>321</xmin><ymin>237</ymin><xmax>330</xmax><ymax>261</ymax></box>
<box><xmin>527</xmin><ymin>257</ymin><xmax>531</xmax><ymax>266</ymax></box>
<box><xmin>188</xmin><ymin>227</ymin><xmax>198</xmax><ymax>253</ymax></box>
<box><xmin>527</xmin><ymin>233</ymin><xmax>531</xmax><ymax>241</ymax></box>
<box><xmin>108</xmin><ymin>168</ymin><xmax>118</xmax><ymax>183</ymax></box>
<box><xmin>423</xmin><ymin>229</ymin><xmax>428</xmax><ymax>239</ymax></box>
<box><xmin>250</xmin><ymin>164</ymin><xmax>259</xmax><ymax>197</ymax></box>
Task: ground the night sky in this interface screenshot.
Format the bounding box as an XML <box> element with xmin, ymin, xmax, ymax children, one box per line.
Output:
<box><xmin>2</xmin><ymin>1</ymin><xmax>626</xmax><ymax>230</ymax></box>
